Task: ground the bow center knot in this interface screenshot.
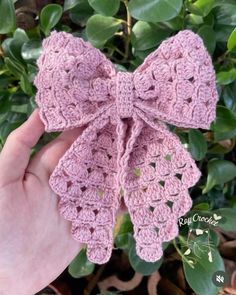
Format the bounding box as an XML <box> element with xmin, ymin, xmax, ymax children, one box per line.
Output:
<box><xmin>116</xmin><ymin>72</ymin><xmax>134</xmax><ymax>118</ymax></box>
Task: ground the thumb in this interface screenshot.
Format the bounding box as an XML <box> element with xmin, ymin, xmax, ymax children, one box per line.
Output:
<box><xmin>0</xmin><ymin>109</ymin><xmax>45</xmax><ymax>185</ymax></box>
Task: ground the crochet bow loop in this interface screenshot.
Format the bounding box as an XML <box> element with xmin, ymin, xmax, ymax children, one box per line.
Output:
<box><xmin>133</xmin><ymin>30</ymin><xmax>218</xmax><ymax>129</ymax></box>
<box><xmin>34</xmin><ymin>31</ymin><xmax>117</xmax><ymax>132</ymax></box>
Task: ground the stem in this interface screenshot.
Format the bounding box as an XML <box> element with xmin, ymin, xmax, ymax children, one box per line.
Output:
<box><xmin>84</xmin><ymin>265</ymin><xmax>105</xmax><ymax>295</ymax></box>
<box><xmin>173</xmin><ymin>239</ymin><xmax>195</xmax><ymax>269</ymax></box>
<box><xmin>123</xmin><ymin>0</ymin><xmax>132</xmax><ymax>60</ymax></box>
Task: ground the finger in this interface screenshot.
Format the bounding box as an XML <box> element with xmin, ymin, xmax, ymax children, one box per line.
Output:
<box><xmin>27</xmin><ymin>127</ymin><xmax>84</xmax><ymax>178</ymax></box>
<box><xmin>0</xmin><ymin>109</ymin><xmax>45</xmax><ymax>184</ymax></box>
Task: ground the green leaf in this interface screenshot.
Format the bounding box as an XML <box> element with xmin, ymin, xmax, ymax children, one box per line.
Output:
<box><xmin>69</xmin><ymin>1</ymin><xmax>94</xmax><ymax>26</ymax></box>
<box><xmin>197</xmin><ymin>25</ymin><xmax>216</xmax><ymax>55</ymax></box>
<box><xmin>128</xmin><ymin>239</ymin><xmax>163</xmax><ymax>275</ymax></box>
<box><xmin>86</xmin><ymin>14</ymin><xmax>122</xmax><ymax>47</ymax></box>
<box><xmin>193</xmin><ymin>202</ymin><xmax>210</xmax><ymax>211</ymax></box>
<box><xmin>211</xmin><ymin>106</ymin><xmax>236</xmax><ymax>141</ymax></box>
<box><xmin>186</xmin><ymin>13</ymin><xmax>204</xmax><ymax>25</ymax></box>
<box><xmin>222</xmin><ymin>82</ymin><xmax>236</xmax><ymax>113</ymax></box>
<box><xmin>2</xmin><ymin>35</ymin><xmax>27</xmax><ymax>64</ymax></box>
<box><xmin>40</xmin><ymin>4</ymin><xmax>63</xmax><ymax>36</ymax></box>
<box><xmin>227</xmin><ymin>27</ymin><xmax>236</xmax><ymax>52</ymax></box>
<box><xmin>131</xmin><ymin>21</ymin><xmax>170</xmax><ymax>51</ymax></box>
<box><xmin>215</xmin><ymin>24</ymin><xmax>234</xmax><ymax>43</ymax></box>
<box><xmin>183</xmin><ymin>247</ymin><xmax>224</xmax><ymax>295</ymax></box>
<box><xmin>187</xmin><ymin>0</ymin><xmax>215</xmax><ymax>17</ymax></box>
<box><xmin>0</xmin><ymin>0</ymin><xmax>16</xmax><ymax>34</ymax></box>
<box><xmin>203</xmin><ymin>159</ymin><xmax>236</xmax><ymax>193</ymax></box>
<box><xmin>21</xmin><ymin>40</ymin><xmax>42</xmax><ymax>62</ymax></box>
<box><xmin>6</xmin><ymin>112</ymin><xmax>27</xmax><ymax>123</ymax></box>
<box><xmin>115</xmin><ymin>214</ymin><xmax>133</xmax><ymax>250</ymax></box>
<box><xmin>0</xmin><ymin>95</ymin><xmax>11</xmax><ymax>114</ymax></box>
<box><xmin>20</xmin><ymin>74</ymin><xmax>33</xmax><ymax>96</ymax></box>
<box><xmin>213</xmin><ymin>208</ymin><xmax>236</xmax><ymax>231</ymax></box>
<box><xmin>161</xmin><ymin>15</ymin><xmax>183</xmax><ymax>30</ymax></box>
<box><xmin>214</xmin><ymin>3</ymin><xmax>236</xmax><ymax>26</ymax></box>
<box><xmin>88</xmin><ymin>0</ymin><xmax>120</xmax><ymax>16</ymax></box>
<box><xmin>217</xmin><ymin>68</ymin><xmax>236</xmax><ymax>85</ymax></box>
<box><xmin>64</xmin><ymin>0</ymin><xmax>82</xmax><ymax>11</ymax></box>
<box><xmin>188</xmin><ymin>129</ymin><xmax>207</xmax><ymax>161</ymax></box>
<box><xmin>128</xmin><ymin>0</ymin><xmax>183</xmax><ymax>22</ymax></box>
<box><xmin>13</xmin><ymin>28</ymin><xmax>29</xmax><ymax>43</ymax></box>
<box><xmin>68</xmin><ymin>249</ymin><xmax>95</xmax><ymax>278</ymax></box>
<box><xmin>0</xmin><ymin>121</ymin><xmax>21</xmax><ymax>142</ymax></box>
<box><xmin>5</xmin><ymin>57</ymin><xmax>26</xmax><ymax>78</ymax></box>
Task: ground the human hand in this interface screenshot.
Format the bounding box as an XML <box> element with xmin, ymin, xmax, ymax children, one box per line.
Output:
<box><xmin>0</xmin><ymin>109</ymin><xmax>83</xmax><ymax>295</ymax></box>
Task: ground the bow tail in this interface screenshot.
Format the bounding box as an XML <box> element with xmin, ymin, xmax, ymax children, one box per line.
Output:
<box><xmin>122</xmin><ymin>112</ymin><xmax>201</xmax><ymax>262</ymax></box>
<box><xmin>49</xmin><ymin>115</ymin><xmax>120</xmax><ymax>264</ymax></box>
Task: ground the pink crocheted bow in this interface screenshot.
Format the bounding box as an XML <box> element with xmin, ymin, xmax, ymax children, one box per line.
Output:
<box><xmin>34</xmin><ymin>30</ymin><xmax>218</xmax><ymax>264</ymax></box>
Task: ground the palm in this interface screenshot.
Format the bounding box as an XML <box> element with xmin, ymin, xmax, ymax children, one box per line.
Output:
<box><xmin>0</xmin><ymin>110</ymin><xmax>82</xmax><ymax>294</ymax></box>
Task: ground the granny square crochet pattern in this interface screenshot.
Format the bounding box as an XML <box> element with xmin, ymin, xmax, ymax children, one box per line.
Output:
<box><xmin>34</xmin><ymin>30</ymin><xmax>218</xmax><ymax>264</ymax></box>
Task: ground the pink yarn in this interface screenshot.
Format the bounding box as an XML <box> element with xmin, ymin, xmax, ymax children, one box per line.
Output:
<box><xmin>34</xmin><ymin>30</ymin><xmax>218</xmax><ymax>264</ymax></box>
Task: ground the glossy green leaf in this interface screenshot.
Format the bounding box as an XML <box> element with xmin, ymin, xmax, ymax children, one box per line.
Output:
<box><xmin>68</xmin><ymin>249</ymin><xmax>95</xmax><ymax>278</ymax></box>
<box><xmin>69</xmin><ymin>1</ymin><xmax>94</xmax><ymax>26</ymax></box>
<box><xmin>214</xmin><ymin>3</ymin><xmax>236</xmax><ymax>26</ymax></box>
<box><xmin>64</xmin><ymin>0</ymin><xmax>81</xmax><ymax>11</ymax></box>
<box><xmin>161</xmin><ymin>15</ymin><xmax>183</xmax><ymax>30</ymax></box>
<box><xmin>128</xmin><ymin>0</ymin><xmax>183</xmax><ymax>22</ymax></box>
<box><xmin>0</xmin><ymin>0</ymin><xmax>16</xmax><ymax>34</ymax></box>
<box><xmin>215</xmin><ymin>24</ymin><xmax>234</xmax><ymax>43</ymax></box>
<box><xmin>115</xmin><ymin>214</ymin><xmax>133</xmax><ymax>250</ymax></box>
<box><xmin>211</xmin><ymin>106</ymin><xmax>236</xmax><ymax>141</ymax></box>
<box><xmin>0</xmin><ymin>94</ymin><xmax>11</xmax><ymax>114</ymax></box>
<box><xmin>0</xmin><ymin>121</ymin><xmax>21</xmax><ymax>142</ymax></box>
<box><xmin>13</xmin><ymin>28</ymin><xmax>29</xmax><ymax>43</ymax></box>
<box><xmin>188</xmin><ymin>129</ymin><xmax>207</xmax><ymax>161</ymax></box>
<box><xmin>20</xmin><ymin>74</ymin><xmax>33</xmax><ymax>96</ymax></box>
<box><xmin>213</xmin><ymin>208</ymin><xmax>236</xmax><ymax>231</ymax></box>
<box><xmin>222</xmin><ymin>82</ymin><xmax>236</xmax><ymax>113</ymax></box>
<box><xmin>203</xmin><ymin>159</ymin><xmax>236</xmax><ymax>193</ymax></box>
<box><xmin>186</xmin><ymin>13</ymin><xmax>204</xmax><ymax>25</ymax></box>
<box><xmin>197</xmin><ymin>25</ymin><xmax>216</xmax><ymax>54</ymax></box>
<box><xmin>133</xmin><ymin>48</ymin><xmax>153</xmax><ymax>61</ymax></box>
<box><xmin>193</xmin><ymin>202</ymin><xmax>210</xmax><ymax>211</ymax></box>
<box><xmin>204</xmin><ymin>12</ymin><xmax>215</xmax><ymax>27</ymax></box>
<box><xmin>6</xmin><ymin>112</ymin><xmax>27</xmax><ymax>123</ymax></box>
<box><xmin>227</xmin><ymin>27</ymin><xmax>236</xmax><ymax>52</ymax></box>
<box><xmin>2</xmin><ymin>34</ymin><xmax>27</xmax><ymax>64</ymax></box>
<box><xmin>217</xmin><ymin>68</ymin><xmax>236</xmax><ymax>85</ymax></box>
<box><xmin>183</xmin><ymin>247</ymin><xmax>224</xmax><ymax>295</ymax></box>
<box><xmin>88</xmin><ymin>0</ymin><xmax>120</xmax><ymax>16</ymax></box>
<box><xmin>187</xmin><ymin>0</ymin><xmax>215</xmax><ymax>17</ymax></box>
<box><xmin>131</xmin><ymin>21</ymin><xmax>170</xmax><ymax>51</ymax></box>
<box><xmin>5</xmin><ymin>57</ymin><xmax>26</xmax><ymax>78</ymax></box>
<box><xmin>86</xmin><ymin>14</ymin><xmax>122</xmax><ymax>47</ymax></box>
<box><xmin>21</xmin><ymin>40</ymin><xmax>42</xmax><ymax>61</ymax></box>
<box><xmin>40</xmin><ymin>4</ymin><xmax>63</xmax><ymax>36</ymax></box>
<box><xmin>128</xmin><ymin>239</ymin><xmax>163</xmax><ymax>275</ymax></box>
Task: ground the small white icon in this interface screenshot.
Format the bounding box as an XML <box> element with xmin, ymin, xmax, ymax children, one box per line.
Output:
<box><xmin>208</xmin><ymin>251</ymin><xmax>213</xmax><ymax>263</ymax></box>
<box><xmin>216</xmin><ymin>275</ymin><xmax>224</xmax><ymax>283</ymax></box>
<box><xmin>213</xmin><ymin>213</ymin><xmax>222</xmax><ymax>221</ymax></box>
<box><xmin>195</xmin><ymin>228</ymin><xmax>204</xmax><ymax>235</ymax></box>
<box><xmin>184</xmin><ymin>248</ymin><xmax>191</xmax><ymax>255</ymax></box>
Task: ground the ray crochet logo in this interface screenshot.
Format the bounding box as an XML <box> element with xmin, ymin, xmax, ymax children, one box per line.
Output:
<box><xmin>178</xmin><ymin>212</ymin><xmax>222</xmax><ymax>227</ymax></box>
<box><xmin>177</xmin><ymin>212</ymin><xmax>223</xmax><ymax>265</ymax></box>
